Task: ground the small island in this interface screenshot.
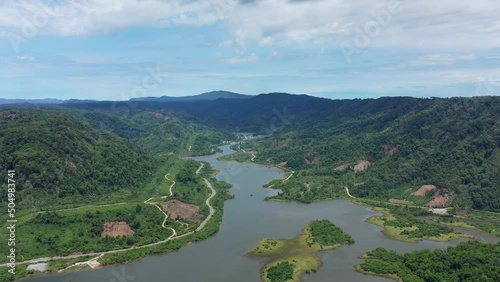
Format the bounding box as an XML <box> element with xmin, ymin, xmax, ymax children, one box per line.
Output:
<box><xmin>249</xmin><ymin>220</ymin><xmax>354</xmax><ymax>282</ymax></box>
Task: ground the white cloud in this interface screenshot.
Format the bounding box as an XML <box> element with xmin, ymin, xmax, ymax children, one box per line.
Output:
<box><xmin>0</xmin><ymin>0</ymin><xmax>498</xmax><ymax>50</ymax></box>
<box><xmin>408</xmin><ymin>54</ymin><xmax>476</xmax><ymax>66</ymax></box>
<box><xmin>16</xmin><ymin>55</ymin><xmax>34</xmax><ymax>60</ymax></box>
<box><xmin>0</xmin><ymin>0</ymin><xmax>235</xmax><ymax>36</ymax></box>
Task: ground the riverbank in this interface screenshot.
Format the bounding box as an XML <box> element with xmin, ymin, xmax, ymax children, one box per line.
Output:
<box><xmin>354</xmin><ymin>265</ymin><xmax>403</xmax><ymax>282</ymax></box>
<box><xmin>366</xmin><ymin>207</ymin><xmax>472</xmax><ymax>243</ymax></box>
<box><xmin>356</xmin><ymin>241</ymin><xmax>500</xmax><ymax>281</ymax></box>
<box><xmin>0</xmin><ymin>161</ymin><xmax>230</xmax><ymax>282</ymax></box>
<box><xmin>431</xmin><ymin>217</ymin><xmax>500</xmax><ymax>237</ymax></box>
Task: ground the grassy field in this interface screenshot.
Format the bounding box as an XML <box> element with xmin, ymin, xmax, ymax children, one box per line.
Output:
<box><xmin>367</xmin><ymin>207</ymin><xmax>472</xmax><ymax>242</ymax></box>
<box><xmin>249</xmin><ymin>220</ymin><xmax>353</xmax><ymax>282</ymax></box>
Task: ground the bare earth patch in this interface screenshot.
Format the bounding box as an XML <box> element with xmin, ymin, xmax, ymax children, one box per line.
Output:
<box><xmin>389</xmin><ymin>198</ymin><xmax>411</xmax><ymax>204</ymax></box>
<box><xmin>101</xmin><ymin>221</ymin><xmax>134</xmax><ymax>238</ymax></box>
<box><xmin>354</xmin><ymin>160</ymin><xmax>371</xmax><ymax>172</ymax></box>
<box><xmin>333</xmin><ymin>163</ymin><xmax>348</xmax><ymax>172</ymax></box>
<box><xmin>162</xmin><ymin>200</ymin><xmax>201</xmax><ymax>222</ymax></box>
<box><xmin>411</xmin><ymin>185</ymin><xmax>436</xmax><ymax>196</ymax></box>
<box><xmin>385</xmin><ymin>144</ymin><xmax>400</xmax><ymax>156</ymax></box>
<box><xmin>425</xmin><ymin>190</ymin><xmax>451</xmax><ymax>207</ymax></box>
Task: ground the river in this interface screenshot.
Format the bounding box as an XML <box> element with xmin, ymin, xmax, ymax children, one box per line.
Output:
<box><xmin>22</xmin><ymin>144</ymin><xmax>498</xmax><ymax>282</ymax></box>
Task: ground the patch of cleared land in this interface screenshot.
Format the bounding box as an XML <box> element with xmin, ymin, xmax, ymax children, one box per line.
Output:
<box><xmin>389</xmin><ymin>199</ymin><xmax>412</xmax><ymax>204</ymax></box>
<box><xmin>162</xmin><ymin>200</ymin><xmax>201</xmax><ymax>222</ymax></box>
<box><xmin>101</xmin><ymin>221</ymin><xmax>134</xmax><ymax>238</ymax></box>
<box><xmin>411</xmin><ymin>185</ymin><xmax>436</xmax><ymax>196</ymax></box>
<box><xmin>353</xmin><ymin>160</ymin><xmax>371</xmax><ymax>172</ymax></box>
<box><xmin>26</xmin><ymin>263</ymin><xmax>48</xmax><ymax>272</ymax></box>
<box><xmin>332</xmin><ymin>163</ymin><xmax>348</xmax><ymax>172</ymax></box>
<box><xmin>425</xmin><ymin>190</ymin><xmax>451</xmax><ymax>207</ymax></box>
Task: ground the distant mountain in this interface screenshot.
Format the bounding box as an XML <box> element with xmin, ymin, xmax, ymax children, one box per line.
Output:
<box><xmin>0</xmin><ymin>98</ymin><xmax>65</xmax><ymax>105</ymax></box>
<box><xmin>130</xmin><ymin>90</ymin><xmax>252</xmax><ymax>102</ymax></box>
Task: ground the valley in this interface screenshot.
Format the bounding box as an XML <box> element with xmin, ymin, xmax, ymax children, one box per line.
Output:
<box><xmin>0</xmin><ymin>94</ymin><xmax>499</xmax><ymax>282</ymax></box>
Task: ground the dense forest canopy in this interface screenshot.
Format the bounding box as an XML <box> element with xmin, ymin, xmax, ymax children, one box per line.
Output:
<box><xmin>1</xmin><ymin>94</ymin><xmax>498</xmax><ymax>212</ymax></box>
<box><xmin>0</xmin><ymin>106</ymin><xmax>233</xmax><ymax>211</ymax></box>
<box><xmin>160</xmin><ymin>94</ymin><xmax>498</xmax><ymax>212</ymax></box>
<box><xmin>359</xmin><ymin>241</ymin><xmax>500</xmax><ymax>282</ymax></box>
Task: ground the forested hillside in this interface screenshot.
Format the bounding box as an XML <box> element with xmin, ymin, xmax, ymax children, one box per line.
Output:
<box><xmin>0</xmin><ymin>106</ymin><xmax>233</xmax><ymax>212</ymax></box>
<box><xmin>1</xmin><ymin>94</ymin><xmax>498</xmax><ymax>212</ymax></box>
<box><xmin>358</xmin><ymin>241</ymin><xmax>500</xmax><ymax>281</ymax></box>
<box><xmin>247</xmin><ymin>97</ymin><xmax>500</xmax><ymax>211</ymax></box>
<box><xmin>0</xmin><ymin>111</ymin><xmax>156</xmax><ymax>209</ymax></box>
<box><xmin>152</xmin><ymin>94</ymin><xmax>499</xmax><ymax>212</ymax></box>
<box><xmin>73</xmin><ymin>110</ymin><xmax>234</xmax><ymax>156</ymax></box>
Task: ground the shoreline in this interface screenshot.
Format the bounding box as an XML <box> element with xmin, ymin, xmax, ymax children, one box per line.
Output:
<box><xmin>249</xmin><ymin>222</ymin><xmax>353</xmax><ymax>282</ymax></box>
<box><xmin>365</xmin><ymin>207</ymin><xmax>473</xmax><ymax>243</ymax></box>
<box><xmin>4</xmin><ymin>160</ymin><xmax>228</xmax><ymax>282</ymax></box>
<box><xmin>354</xmin><ymin>265</ymin><xmax>402</xmax><ymax>282</ymax></box>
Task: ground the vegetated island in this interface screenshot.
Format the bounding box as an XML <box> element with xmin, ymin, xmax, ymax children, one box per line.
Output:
<box><xmin>364</xmin><ymin>204</ymin><xmax>473</xmax><ymax>242</ymax></box>
<box><xmin>356</xmin><ymin>241</ymin><xmax>500</xmax><ymax>282</ymax></box>
<box><xmin>249</xmin><ymin>220</ymin><xmax>354</xmax><ymax>282</ymax></box>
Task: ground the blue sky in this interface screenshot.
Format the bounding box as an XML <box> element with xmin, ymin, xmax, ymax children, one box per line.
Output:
<box><xmin>0</xmin><ymin>0</ymin><xmax>499</xmax><ymax>100</ymax></box>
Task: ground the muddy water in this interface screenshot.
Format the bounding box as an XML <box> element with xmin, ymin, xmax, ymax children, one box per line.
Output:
<box><xmin>22</xmin><ymin>145</ymin><xmax>497</xmax><ymax>282</ymax></box>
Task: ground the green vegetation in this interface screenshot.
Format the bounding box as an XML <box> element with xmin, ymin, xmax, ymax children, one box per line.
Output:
<box><xmin>218</xmin><ymin>151</ymin><xmax>253</xmax><ymax>162</ymax></box>
<box><xmin>0</xmin><ymin>105</ymin><xmax>235</xmax><ymax>281</ymax></box>
<box><xmin>0</xmin><ymin>166</ymin><xmax>232</xmax><ymax>281</ymax></box>
<box><xmin>266</xmin><ymin>262</ymin><xmax>295</xmax><ymax>282</ymax></box>
<box><xmin>358</xmin><ymin>241</ymin><xmax>500</xmax><ymax>282</ymax></box>
<box><xmin>433</xmin><ymin>217</ymin><xmax>500</xmax><ymax>237</ymax></box>
<box><xmin>8</xmin><ymin>204</ymin><xmax>168</xmax><ymax>261</ymax></box>
<box><xmin>0</xmin><ymin>266</ymin><xmax>34</xmax><ymax>282</ymax></box>
<box><xmin>215</xmin><ymin>96</ymin><xmax>500</xmax><ymax>212</ymax></box>
<box><xmin>0</xmin><ymin>111</ymin><xmax>156</xmax><ymax>209</ymax></box>
<box><xmin>97</xmin><ymin>172</ymin><xmax>233</xmax><ymax>266</ymax></box>
<box><xmin>250</xmin><ymin>220</ymin><xmax>353</xmax><ymax>282</ymax></box>
<box><xmin>0</xmin><ymin>159</ymin><xmax>219</xmax><ymax>263</ymax></box>
<box><xmin>364</xmin><ymin>204</ymin><xmax>470</xmax><ymax>242</ymax></box>
<box><xmin>307</xmin><ymin>219</ymin><xmax>355</xmax><ymax>247</ymax></box>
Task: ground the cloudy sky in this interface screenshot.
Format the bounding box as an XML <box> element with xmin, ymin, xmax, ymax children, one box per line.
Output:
<box><xmin>0</xmin><ymin>0</ymin><xmax>499</xmax><ymax>100</ymax></box>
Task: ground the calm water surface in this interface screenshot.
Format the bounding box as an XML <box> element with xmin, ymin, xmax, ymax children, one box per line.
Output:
<box><xmin>23</xmin><ymin>145</ymin><xmax>497</xmax><ymax>282</ymax></box>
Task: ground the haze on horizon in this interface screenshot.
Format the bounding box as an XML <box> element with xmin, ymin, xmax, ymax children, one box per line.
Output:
<box><xmin>0</xmin><ymin>0</ymin><xmax>499</xmax><ymax>100</ymax></box>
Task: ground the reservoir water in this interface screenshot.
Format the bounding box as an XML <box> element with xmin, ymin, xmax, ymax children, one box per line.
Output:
<box><xmin>23</xmin><ymin>145</ymin><xmax>498</xmax><ymax>282</ymax></box>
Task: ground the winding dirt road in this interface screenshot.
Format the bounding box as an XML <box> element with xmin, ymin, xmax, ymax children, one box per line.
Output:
<box><xmin>165</xmin><ymin>173</ymin><xmax>175</xmax><ymax>197</ymax></box>
<box><xmin>196</xmin><ymin>178</ymin><xmax>216</xmax><ymax>232</ymax></box>
<box><xmin>284</xmin><ymin>170</ymin><xmax>294</xmax><ymax>181</ymax></box>
<box><xmin>153</xmin><ymin>204</ymin><xmax>177</xmax><ymax>238</ymax></box>
<box><xmin>196</xmin><ymin>163</ymin><xmax>205</xmax><ymax>175</ymax></box>
<box><xmin>3</xmin><ymin>163</ymin><xmax>217</xmax><ymax>267</ymax></box>
<box><xmin>345</xmin><ymin>186</ymin><xmax>354</xmax><ymax>198</ymax></box>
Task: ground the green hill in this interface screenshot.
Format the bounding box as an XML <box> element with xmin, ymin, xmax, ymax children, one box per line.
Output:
<box><xmin>156</xmin><ymin>94</ymin><xmax>499</xmax><ymax>212</ymax></box>
<box><xmin>0</xmin><ymin>111</ymin><xmax>156</xmax><ymax>209</ymax></box>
